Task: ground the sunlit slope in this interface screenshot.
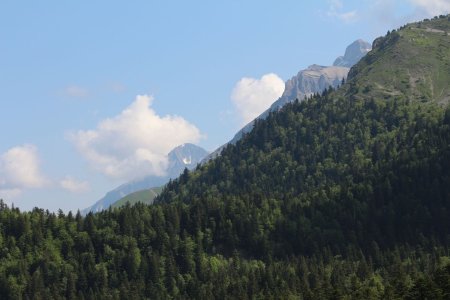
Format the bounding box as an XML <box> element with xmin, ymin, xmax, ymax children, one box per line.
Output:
<box><xmin>111</xmin><ymin>186</ymin><xmax>163</xmax><ymax>208</ymax></box>
<box><xmin>344</xmin><ymin>16</ymin><xmax>450</xmax><ymax>104</ymax></box>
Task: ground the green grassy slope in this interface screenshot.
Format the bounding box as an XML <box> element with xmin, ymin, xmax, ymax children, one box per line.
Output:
<box><xmin>344</xmin><ymin>16</ymin><xmax>450</xmax><ymax>104</ymax></box>
<box><xmin>111</xmin><ymin>186</ymin><xmax>163</xmax><ymax>208</ymax></box>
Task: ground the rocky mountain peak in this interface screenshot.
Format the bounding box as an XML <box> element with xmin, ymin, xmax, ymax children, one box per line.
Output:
<box><xmin>333</xmin><ymin>39</ymin><xmax>372</xmax><ymax>67</ymax></box>
<box><xmin>168</xmin><ymin>143</ymin><xmax>209</xmax><ymax>175</ymax></box>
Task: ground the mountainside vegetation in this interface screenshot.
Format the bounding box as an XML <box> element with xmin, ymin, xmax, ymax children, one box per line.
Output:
<box><xmin>111</xmin><ymin>186</ymin><xmax>163</xmax><ymax>209</ymax></box>
<box><xmin>0</xmin><ymin>15</ymin><xmax>449</xmax><ymax>299</ymax></box>
<box><xmin>345</xmin><ymin>16</ymin><xmax>450</xmax><ymax>104</ymax></box>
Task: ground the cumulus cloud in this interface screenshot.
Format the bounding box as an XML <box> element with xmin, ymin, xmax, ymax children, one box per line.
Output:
<box><xmin>231</xmin><ymin>73</ymin><xmax>285</xmax><ymax>126</ymax></box>
<box><xmin>327</xmin><ymin>0</ymin><xmax>358</xmax><ymax>23</ymax></box>
<box><xmin>60</xmin><ymin>176</ymin><xmax>90</xmax><ymax>193</ymax></box>
<box><xmin>0</xmin><ymin>145</ymin><xmax>49</xmax><ymax>189</ymax></box>
<box><xmin>0</xmin><ymin>145</ymin><xmax>49</xmax><ymax>201</ymax></box>
<box><xmin>69</xmin><ymin>95</ymin><xmax>202</xmax><ymax>181</ymax></box>
<box><xmin>409</xmin><ymin>0</ymin><xmax>450</xmax><ymax>17</ymax></box>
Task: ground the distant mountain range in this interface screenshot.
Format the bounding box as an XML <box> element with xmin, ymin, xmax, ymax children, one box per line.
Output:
<box><xmin>204</xmin><ymin>39</ymin><xmax>371</xmax><ymax>161</ymax></box>
<box><xmin>82</xmin><ymin>143</ymin><xmax>208</xmax><ymax>213</ymax></box>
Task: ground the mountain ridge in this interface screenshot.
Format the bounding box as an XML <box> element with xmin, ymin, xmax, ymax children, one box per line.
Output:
<box><xmin>203</xmin><ymin>39</ymin><xmax>371</xmax><ymax>161</ymax></box>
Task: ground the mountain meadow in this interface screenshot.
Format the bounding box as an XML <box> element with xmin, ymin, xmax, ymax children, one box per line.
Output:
<box><xmin>0</xmin><ymin>15</ymin><xmax>449</xmax><ymax>299</ymax></box>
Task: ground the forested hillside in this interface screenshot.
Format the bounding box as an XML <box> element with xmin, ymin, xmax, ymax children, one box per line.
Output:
<box><xmin>0</xmin><ymin>15</ymin><xmax>449</xmax><ymax>299</ymax></box>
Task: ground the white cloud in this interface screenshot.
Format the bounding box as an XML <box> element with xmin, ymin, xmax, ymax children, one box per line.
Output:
<box><xmin>69</xmin><ymin>95</ymin><xmax>202</xmax><ymax>181</ymax></box>
<box><xmin>60</xmin><ymin>176</ymin><xmax>90</xmax><ymax>193</ymax></box>
<box><xmin>0</xmin><ymin>145</ymin><xmax>49</xmax><ymax>189</ymax></box>
<box><xmin>327</xmin><ymin>0</ymin><xmax>358</xmax><ymax>23</ymax></box>
<box><xmin>0</xmin><ymin>145</ymin><xmax>49</xmax><ymax>202</ymax></box>
<box><xmin>231</xmin><ymin>73</ymin><xmax>285</xmax><ymax>126</ymax></box>
<box><xmin>409</xmin><ymin>0</ymin><xmax>450</xmax><ymax>17</ymax></box>
<box><xmin>64</xmin><ymin>85</ymin><xmax>89</xmax><ymax>98</ymax></box>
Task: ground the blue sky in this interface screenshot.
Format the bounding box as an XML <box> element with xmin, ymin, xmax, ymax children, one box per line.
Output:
<box><xmin>1</xmin><ymin>0</ymin><xmax>449</xmax><ymax>212</ymax></box>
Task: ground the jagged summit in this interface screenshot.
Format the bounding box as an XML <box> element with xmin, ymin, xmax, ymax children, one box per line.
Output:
<box><xmin>333</xmin><ymin>39</ymin><xmax>372</xmax><ymax>67</ymax></box>
<box><xmin>281</xmin><ymin>64</ymin><xmax>348</xmax><ymax>107</ymax></box>
<box><xmin>168</xmin><ymin>143</ymin><xmax>209</xmax><ymax>172</ymax></box>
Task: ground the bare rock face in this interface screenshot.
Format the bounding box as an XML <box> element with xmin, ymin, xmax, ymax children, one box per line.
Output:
<box><xmin>333</xmin><ymin>39</ymin><xmax>372</xmax><ymax>67</ymax></box>
<box><xmin>275</xmin><ymin>64</ymin><xmax>349</xmax><ymax>109</ymax></box>
<box><xmin>167</xmin><ymin>143</ymin><xmax>209</xmax><ymax>176</ymax></box>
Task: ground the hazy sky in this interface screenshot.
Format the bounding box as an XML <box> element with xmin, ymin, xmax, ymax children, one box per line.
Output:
<box><xmin>1</xmin><ymin>0</ymin><xmax>449</xmax><ymax>212</ymax></box>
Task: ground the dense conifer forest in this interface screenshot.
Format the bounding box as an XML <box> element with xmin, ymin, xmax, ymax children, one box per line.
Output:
<box><xmin>0</xmin><ymin>15</ymin><xmax>449</xmax><ymax>299</ymax></box>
